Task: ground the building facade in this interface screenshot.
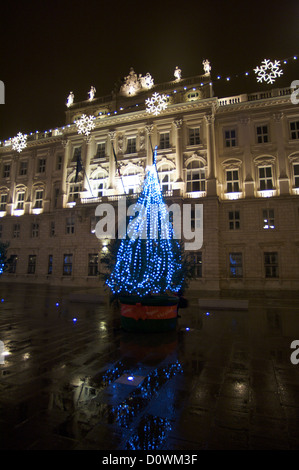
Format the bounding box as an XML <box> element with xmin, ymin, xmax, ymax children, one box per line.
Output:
<box><xmin>0</xmin><ymin>68</ymin><xmax>299</xmax><ymax>291</ymax></box>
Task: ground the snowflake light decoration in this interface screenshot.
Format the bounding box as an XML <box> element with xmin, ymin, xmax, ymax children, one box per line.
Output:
<box><xmin>75</xmin><ymin>114</ymin><xmax>95</xmax><ymax>136</ymax></box>
<box><xmin>12</xmin><ymin>132</ymin><xmax>27</xmax><ymax>153</ymax></box>
<box><xmin>145</xmin><ymin>92</ymin><xmax>168</xmax><ymax>116</ymax></box>
<box><xmin>254</xmin><ymin>59</ymin><xmax>283</xmax><ymax>85</ymax></box>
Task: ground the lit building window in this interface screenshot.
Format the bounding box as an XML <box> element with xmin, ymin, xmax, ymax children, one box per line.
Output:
<box><xmin>63</xmin><ymin>254</ymin><xmax>73</xmax><ymax>276</ymax></box>
<box><xmin>226</xmin><ymin>169</ymin><xmax>239</xmax><ymax>193</ymax></box>
<box><xmin>28</xmin><ymin>255</ymin><xmax>37</xmax><ymax>274</ymax></box>
<box><xmin>69</xmin><ymin>178</ymin><xmax>82</xmax><ymax>201</ymax></box>
<box><xmin>264</xmin><ymin>252</ymin><xmax>279</xmax><ymax>278</ymax></box>
<box><xmin>290</xmin><ymin>121</ymin><xmax>299</xmax><ymax>140</ymax></box>
<box><xmin>0</xmin><ymin>194</ymin><xmax>7</xmax><ymax>211</ymax></box>
<box><xmin>186</xmin><ymin>160</ymin><xmax>205</xmax><ymax>192</ymax></box>
<box><xmin>293</xmin><ymin>163</ymin><xmax>299</xmax><ymax>188</ymax></box>
<box><xmin>263</xmin><ymin>209</ymin><xmax>275</xmax><ymax>229</ymax></box>
<box><xmin>229</xmin><ymin>252</ymin><xmax>243</xmax><ymax>278</ymax></box>
<box><xmin>3</xmin><ymin>164</ymin><xmax>10</xmax><ymax>178</ymax></box>
<box><xmin>96</xmin><ymin>143</ymin><xmax>106</xmax><ymax>158</ymax></box>
<box><xmin>34</xmin><ymin>190</ymin><xmax>43</xmax><ymax>209</ymax></box>
<box><xmin>159</xmin><ymin>132</ymin><xmax>170</xmax><ymax>149</ymax></box>
<box><xmin>256</xmin><ymin>125</ymin><xmax>269</xmax><ymax>143</ymax></box>
<box><xmin>188</xmin><ymin>128</ymin><xmax>200</xmax><ymax>146</ymax></box>
<box><xmin>224</xmin><ymin>129</ymin><xmax>237</xmax><ymax>147</ymax></box>
<box><xmin>126</xmin><ymin>137</ymin><xmax>136</xmax><ymax>154</ymax></box>
<box><xmin>88</xmin><ymin>254</ymin><xmax>99</xmax><ymax>276</ymax></box>
<box><xmin>158</xmin><ymin>163</ymin><xmax>175</xmax><ymax>193</ymax></box>
<box><xmin>16</xmin><ymin>192</ymin><xmax>25</xmax><ymax>210</ymax></box>
<box><xmin>123</xmin><ymin>167</ymin><xmax>140</xmax><ymax>194</ymax></box>
<box><xmin>259</xmin><ymin>166</ymin><xmax>273</xmax><ymax>190</ymax></box>
<box><xmin>228</xmin><ymin>211</ymin><xmax>240</xmax><ymax>230</ymax></box>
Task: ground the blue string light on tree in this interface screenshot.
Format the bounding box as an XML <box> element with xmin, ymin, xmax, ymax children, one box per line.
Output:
<box><xmin>106</xmin><ymin>146</ymin><xmax>184</xmax><ymax>298</ymax></box>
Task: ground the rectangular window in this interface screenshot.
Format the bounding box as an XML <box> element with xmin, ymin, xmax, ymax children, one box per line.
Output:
<box><xmin>66</xmin><ymin>216</ymin><xmax>75</xmax><ymax>234</ymax></box>
<box><xmin>228</xmin><ymin>211</ymin><xmax>240</xmax><ymax>230</ymax></box>
<box><xmin>56</xmin><ymin>155</ymin><xmax>63</xmax><ymax>170</ymax></box>
<box><xmin>28</xmin><ymin>255</ymin><xmax>37</xmax><ymax>274</ymax></box>
<box><xmin>294</xmin><ymin>163</ymin><xmax>299</xmax><ymax>188</ymax></box>
<box><xmin>224</xmin><ymin>129</ymin><xmax>237</xmax><ymax>147</ymax></box>
<box><xmin>3</xmin><ymin>164</ymin><xmax>10</xmax><ymax>178</ymax></box>
<box><xmin>256</xmin><ymin>125</ymin><xmax>269</xmax><ymax>143</ymax></box>
<box><xmin>264</xmin><ymin>252</ymin><xmax>279</xmax><ymax>278</ymax></box>
<box><xmin>229</xmin><ymin>252</ymin><xmax>243</xmax><ymax>278</ymax></box>
<box><xmin>20</xmin><ymin>161</ymin><xmax>27</xmax><ymax>176</ymax></box>
<box><xmin>263</xmin><ymin>209</ymin><xmax>275</xmax><ymax>229</ymax></box>
<box><xmin>226</xmin><ymin>170</ymin><xmax>239</xmax><ymax>193</ymax></box>
<box><xmin>189</xmin><ymin>128</ymin><xmax>200</xmax><ymax>146</ymax></box>
<box><xmin>34</xmin><ymin>190</ymin><xmax>43</xmax><ymax>208</ymax></box>
<box><xmin>259</xmin><ymin>166</ymin><xmax>273</xmax><ymax>190</ymax></box>
<box><xmin>50</xmin><ymin>221</ymin><xmax>55</xmax><ymax>237</ymax></box>
<box><xmin>73</xmin><ymin>147</ymin><xmax>82</xmax><ymax>162</ymax></box>
<box><xmin>38</xmin><ymin>158</ymin><xmax>46</xmax><ymax>173</ymax></box>
<box><xmin>31</xmin><ymin>223</ymin><xmax>39</xmax><ymax>237</ymax></box>
<box><xmin>127</xmin><ymin>137</ymin><xmax>136</xmax><ymax>154</ymax></box>
<box><xmin>8</xmin><ymin>255</ymin><xmax>17</xmax><ymax>273</ymax></box>
<box><xmin>188</xmin><ymin>252</ymin><xmax>202</xmax><ymax>278</ymax></box>
<box><xmin>0</xmin><ymin>194</ymin><xmax>7</xmax><ymax>211</ymax></box>
<box><xmin>190</xmin><ymin>206</ymin><xmax>202</xmax><ymax>231</ymax></box>
<box><xmin>88</xmin><ymin>254</ymin><xmax>99</xmax><ymax>276</ymax></box>
<box><xmin>290</xmin><ymin>121</ymin><xmax>299</xmax><ymax>140</ymax></box>
<box><xmin>159</xmin><ymin>132</ymin><xmax>170</xmax><ymax>149</ymax></box>
<box><xmin>63</xmin><ymin>254</ymin><xmax>73</xmax><ymax>276</ymax></box>
<box><xmin>54</xmin><ymin>187</ymin><xmax>60</xmax><ymax>208</ymax></box>
<box><xmin>48</xmin><ymin>255</ymin><xmax>53</xmax><ymax>275</ymax></box>
<box><xmin>16</xmin><ymin>192</ymin><xmax>25</xmax><ymax>210</ymax></box>
<box><xmin>96</xmin><ymin>143</ymin><xmax>106</xmax><ymax>158</ymax></box>
<box><xmin>13</xmin><ymin>223</ymin><xmax>20</xmax><ymax>238</ymax></box>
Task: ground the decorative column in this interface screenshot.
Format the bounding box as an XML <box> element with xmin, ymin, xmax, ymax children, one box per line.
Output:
<box><xmin>273</xmin><ymin>112</ymin><xmax>289</xmax><ymax>194</ymax></box>
<box><xmin>145</xmin><ymin>123</ymin><xmax>154</xmax><ymax>166</ymax></box>
<box><xmin>7</xmin><ymin>154</ymin><xmax>18</xmax><ymax>215</ymax></box>
<box><xmin>173</xmin><ymin>118</ymin><xmax>184</xmax><ymax>192</ymax></box>
<box><xmin>107</xmin><ymin>130</ymin><xmax>116</xmax><ymax>194</ymax></box>
<box><xmin>239</xmin><ymin>116</ymin><xmax>254</xmax><ymax>197</ymax></box>
<box><xmin>61</xmin><ymin>138</ymin><xmax>70</xmax><ymax>208</ymax></box>
<box><xmin>84</xmin><ymin>135</ymin><xmax>95</xmax><ymax>196</ymax></box>
<box><xmin>204</xmin><ymin>113</ymin><xmax>217</xmax><ymax>196</ymax></box>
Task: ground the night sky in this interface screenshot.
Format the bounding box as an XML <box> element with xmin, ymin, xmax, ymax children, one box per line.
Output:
<box><xmin>1</xmin><ymin>0</ymin><xmax>298</xmax><ymax>141</ymax></box>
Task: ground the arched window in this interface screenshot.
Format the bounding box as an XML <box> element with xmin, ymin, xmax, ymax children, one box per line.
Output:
<box><xmin>123</xmin><ymin>167</ymin><xmax>141</xmax><ymax>194</ymax></box>
<box><xmin>158</xmin><ymin>163</ymin><xmax>175</xmax><ymax>193</ymax></box>
<box><xmin>91</xmin><ymin>171</ymin><xmax>108</xmax><ymax>197</ymax></box>
<box><xmin>186</xmin><ymin>160</ymin><xmax>205</xmax><ymax>192</ymax></box>
<box><xmin>69</xmin><ymin>176</ymin><xmax>82</xmax><ymax>202</ymax></box>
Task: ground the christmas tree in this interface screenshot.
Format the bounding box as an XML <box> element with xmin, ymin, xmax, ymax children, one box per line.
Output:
<box><xmin>105</xmin><ymin>147</ymin><xmax>187</xmax><ymax>299</ymax></box>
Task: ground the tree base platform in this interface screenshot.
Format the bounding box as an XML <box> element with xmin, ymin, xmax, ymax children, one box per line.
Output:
<box><xmin>119</xmin><ymin>295</ymin><xmax>179</xmax><ymax>333</ymax></box>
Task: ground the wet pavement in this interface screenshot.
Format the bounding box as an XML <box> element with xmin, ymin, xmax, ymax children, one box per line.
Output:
<box><xmin>1</xmin><ymin>282</ymin><xmax>299</xmax><ymax>451</ymax></box>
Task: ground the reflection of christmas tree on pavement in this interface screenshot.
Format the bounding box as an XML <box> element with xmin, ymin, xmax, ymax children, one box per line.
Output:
<box><xmin>106</xmin><ymin>146</ymin><xmax>188</xmax><ymax>332</ymax></box>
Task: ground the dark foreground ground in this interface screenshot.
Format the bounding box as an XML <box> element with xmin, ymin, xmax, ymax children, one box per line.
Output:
<box><xmin>0</xmin><ymin>282</ymin><xmax>299</xmax><ymax>454</ymax></box>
